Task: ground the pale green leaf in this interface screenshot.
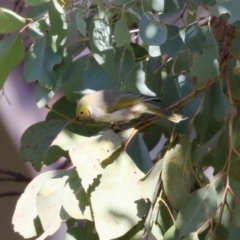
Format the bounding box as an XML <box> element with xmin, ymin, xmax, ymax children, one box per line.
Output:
<box><xmin>138</xmin><ymin>158</ymin><xmax>163</xmax><ymax>201</ymax></box>
<box><xmin>36</xmin><ymin>173</ymin><xmax>69</xmax><ymax>240</ymax></box>
<box><xmin>62</xmin><ymin>170</ymin><xmax>92</xmax><ymax>221</ymax></box>
<box><xmin>0</xmin><ymin>8</ymin><xmax>26</xmax><ymax>33</ymax></box>
<box><xmin>69</xmin><ymin>130</ymin><xmax>122</xmax><ymax>191</ymax></box>
<box><xmin>162</xmin><ymin>138</ymin><xmax>193</xmax><ymax>210</ymax></box>
<box><xmin>151</xmin><ymin>0</ymin><xmax>164</xmax><ymax>12</ymax></box>
<box><xmin>91</xmin><ymin>151</ymin><xmax>145</xmax><ymax>240</ymax></box>
<box><xmin>12</xmin><ymin>170</ymin><xmax>63</xmax><ymax>238</ymax></box>
<box><xmin>176</xmin><ymin>184</ymin><xmax>218</xmax><ymax>237</ymax></box>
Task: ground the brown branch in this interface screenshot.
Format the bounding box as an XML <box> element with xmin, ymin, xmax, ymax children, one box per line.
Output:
<box><xmin>0</xmin><ymin>170</ymin><xmax>32</xmax><ymax>183</ymax></box>
<box><xmin>0</xmin><ymin>191</ymin><xmax>23</xmax><ymax>198</ymax></box>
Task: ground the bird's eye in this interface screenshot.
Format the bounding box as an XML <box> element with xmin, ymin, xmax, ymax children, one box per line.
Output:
<box><xmin>80</xmin><ymin>111</ymin><xmax>84</xmax><ymax>114</ymax></box>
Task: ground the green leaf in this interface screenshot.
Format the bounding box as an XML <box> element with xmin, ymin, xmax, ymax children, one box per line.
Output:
<box><xmin>209</xmin><ymin>0</ymin><xmax>240</xmax><ymax>24</ymax></box>
<box><xmin>20</xmin><ymin>120</ymin><xmax>68</xmax><ymax>170</ymax></box>
<box><xmin>190</xmin><ymin>29</ymin><xmax>219</xmax><ymax>88</ymax></box>
<box><xmin>126</xmin><ymin>132</ymin><xmax>153</xmax><ymax>173</ymax></box>
<box><xmin>161</xmin><ymin>74</ymin><xmax>202</xmax><ymax>134</ymax></box>
<box><xmin>75</xmin><ymin>14</ymin><xmax>86</xmax><ymax>36</ymax></box>
<box><xmin>162</xmin><ymin>138</ymin><xmax>193</xmax><ymax>210</ymax></box>
<box><xmin>36</xmin><ymin>172</ymin><xmax>69</xmax><ymax>240</ymax></box>
<box><xmin>138</xmin><ymin>158</ymin><xmax>163</xmax><ymax>201</ymax></box>
<box><xmin>175</xmin><ymin>183</ymin><xmax>219</xmax><ymax>237</ymax></box>
<box><xmin>24</xmin><ymin>0</ymin><xmax>50</xmax><ymax>6</ymax></box>
<box><xmin>163</xmin><ymin>225</ymin><xmax>179</xmax><ymax>240</ymax></box>
<box><xmin>139</xmin><ymin>12</ymin><xmax>167</xmax><ymax>46</ymax></box>
<box><xmin>64</xmin><ymin>222</ymin><xmax>98</xmax><ymax>240</ymax></box>
<box><xmin>62</xmin><ymin>170</ymin><xmax>92</xmax><ymax>221</ymax></box>
<box><xmin>228</xmin><ymin>59</ymin><xmax>240</xmax><ymax>101</ymax></box>
<box><xmin>114</xmin><ymin>18</ymin><xmax>131</xmax><ymax>47</ymax></box>
<box><xmin>0</xmin><ymin>34</ymin><xmax>25</xmax><ymax>89</ymax></box>
<box><xmin>46</xmin><ymin>96</ymin><xmax>76</xmax><ymax>120</ymax></box>
<box><xmin>34</xmin><ymin>83</ymin><xmax>60</xmax><ymax>108</ymax></box>
<box><xmin>149</xmin><ymin>25</ymin><xmax>183</xmax><ymax>58</ymax></box>
<box><xmin>12</xmin><ymin>170</ymin><xmax>63</xmax><ymax>238</ymax></box>
<box><xmin>110</xmin><ymin>0</ymin><xmax>133</xmax><ymax>4</ymax></box>
<box><xmin>142</xmin><ymin>124</ymin><xmax>164</xmax><ymax>152</ymax></box>
<box><xmin>115</xmin><ymin>46</ymin><xmax>138</xmax><ymax>88</ymax></box>
<box><xmin>48</xmin><ymin>0</ymin><xmax>68</xmax><ymax>51</ymax></box>
<box><xmin>0</xmin><ymin>8</ymin><xmax>26</xmax><ymax>33</ymax></box>
<box><xmin>184</xmin><ymin>25</ymin><xmax>208</xmax><ymax>54</ymax></box>
<box><xmin>89</xmin><ymin>14</ymin><xmax>117</xmax><ymax>79</ymax></box>
<box><xmin>229</xmin><ymin>203</ymin><xmax>240</xmax><ymax>239</ymax></box>
<box><xmin>27</xmin><ymin>2</ymin><xmax>48</xmax><ymax>19</ymax></box>
<box><xmin>210</xmin><ymin>81</ymin><xmax>230</xmax><ymax>121</ymax></box>
<box><xmin>193</xmin><ymin>126</ymin><xmax>225</xmax><ymax>168</ymax></box>
<box><xmin>151</xmin><ymin>0</ymin><xmax>164</xmax><ymax>12</ymax></box>
<box><xmin>23</xmin><ymin>35</ymin><xmax>62</xmax><ymax>87</ymax></box>
<box><xmin>91</xmin><ymin>151</ymin><xmax>145</xmax><ymax>240</ymax></box>
<box><xmin>129</xmin><ymin>43</ymin><xmax>148</xmax><ymax>62</ymax></box>
<box><xmin>62</xmin><ymin>56</ymin><xmax>117</xmax><ymax>101</ymax></box>
<box><xmin>69</xmin><ymin>130</ymin><xmax>122</xmax><ymax>191</ymax></box>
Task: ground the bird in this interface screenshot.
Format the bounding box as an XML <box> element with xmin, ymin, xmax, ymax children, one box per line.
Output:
<box><xmin>76</xmin><ymin>90</ymin><xmax>187</xmax><ymax>123</ymax></box>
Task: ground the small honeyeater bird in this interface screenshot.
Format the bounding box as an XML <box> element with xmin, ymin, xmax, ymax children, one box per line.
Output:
<box><xmin>76</xmin><ymin>90</ymin><xmax>187</xmax><ymax>123</ymax></box>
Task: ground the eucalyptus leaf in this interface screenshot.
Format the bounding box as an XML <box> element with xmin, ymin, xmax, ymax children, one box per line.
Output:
<box><xmin>23</xmin><ymin>35</ymin><xmax>62</xmax><ymax>87</ymax></box>
<box><xmin>0</xmin><ymin>34</ymin><xmax>25</xmax><ymax>89</ymax></box>
<box><xmin>24</xmin><ymin>0</ymin><xmax>50</xmax><ymax>6</ymax></box>
<box><xmin>139</xmin><ymin>12</ymin><xmax>167</xmax><ymax>46</ymax></box>
<box><xmin>20</xmin><ymin>120</ymin><xmax>68</xmax><ymax>170</ymax></box>
<box><xmin>0</xmin><ymin>8</ymin><xmax>26</xmax><ymax>33</ymax></box>
<box><xmin>89</xmin><ymin>14</ymin><xmax>117</xmax><ymax>79</ymax></box>
<box><xmin>91</xmin><ymin>150</ymin><xmax>145</xmax><ymax>240</ymax></box>
<box><xmin>176</xmin><ymin>184</ymin><xmax>218</xmax><ymax>237</ymax></box>
<box><xmin>12</xmin><ymin>170</ymin><xmax>63</xmax><ymax>238</ymax></box>
<box><xmin>114</xmin><ymin>18</ymin><xmax>131</xmax><ymax>47</ymax></box>
<box><xmin>48</xmin><ymin>0</ymin><xmax>68</xmax><ymax>50</ymax></box>
<box><xmin>69</xmin><ymin>130</ymin><xmax>122</xmax><ymax>191</ymax></box>
<box><xmin>162</xmin><ymin>137</ymin><xmax>193</xmax><ymax>210</ymax></box>
<box><xmin>190</xmin><ymin>29</ymin><xmax>219</xmax><ymax>88</ymax></box>
<box><xmin>36</xmin><ymin>173</ymin><xmax>70</xmax><ymax>240</ymax></box>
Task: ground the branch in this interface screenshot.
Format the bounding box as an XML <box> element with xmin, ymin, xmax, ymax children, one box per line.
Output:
<box><xmin>0</xmin><ymin>170</ymin><xmax>32</xmax><ymax>183</ymax></box>
<box><xmin>0</xmin><ymin>191</ymin><xmax>23</xmax><ymax>198</ymax></box>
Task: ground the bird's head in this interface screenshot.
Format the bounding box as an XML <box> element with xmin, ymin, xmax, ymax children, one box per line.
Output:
<box><xmin>76</xmin><ymin>99</ymin><xmax>92</xmax><ymax>121</ymax></box>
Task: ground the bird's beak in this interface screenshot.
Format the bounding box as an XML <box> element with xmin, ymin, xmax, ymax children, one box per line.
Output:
<box><xmin>75</xmin><ymin>116</ymin><xmax>80</xmax><ymax>121</ymax></box>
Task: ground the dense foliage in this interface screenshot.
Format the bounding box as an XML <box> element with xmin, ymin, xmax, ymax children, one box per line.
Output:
<box><xmin>1</xmin><ymin>0</ymin><xmax>240</xmax><ymax>239</ymax></box>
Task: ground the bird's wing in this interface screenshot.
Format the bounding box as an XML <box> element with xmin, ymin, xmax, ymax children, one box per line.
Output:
<box><xmin>107</xmin><ymin>91</ymin><xmax>161</xmax><ymax>113</ymax></box>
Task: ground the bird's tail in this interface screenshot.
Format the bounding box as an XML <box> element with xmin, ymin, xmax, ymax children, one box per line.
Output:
<box><xmin>149</xmin><ymin>104</ymin><xmax>188</xmax><ymax>123</ymax></box>
<box><xmin>165</xmin><ymin>111</ymin><xmax>188</xmax><ymax>123</ymax></box>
